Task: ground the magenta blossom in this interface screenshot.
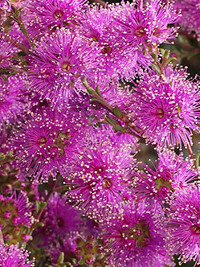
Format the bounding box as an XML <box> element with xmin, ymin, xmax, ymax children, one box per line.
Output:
<box><xmin>78</xmin><ymin>5</ymin><xmax>149</xmax><ymax>81</ymax></box>
<box><xmin>28</xmin><ymin>28</ymin><xmax>97</xmax><ymax>107</ymax></box>
<box><xmin>67</xmin><ymin>128</ymin><xmax>134</xmax><ymax>220</ymax></box>
<box><xmin>12</xmin><ymin>107</ymin><xmax>86</xmax><ymax>181</ymax></box>
<box><xmin>166</xmin><ymin>185</ymin><xmax>200</xmax><ymax>264</ymax></box>
<box><xmin>22</xmin><ymin>0</ymin><xmax>86</xmax><ymax>38</ymax></box>
<box><xmin>0</xmin><ymin>192</ymin><xmax>33</xmax><ymax>244</ymax></box>
<box><xmin>33</xmin><ymin>193</ymin><xmax>83</xmax><ymax>247</ymax></box>
<box><xmin>133</xmin><ymin>149</ymin><xmax>197</xmax><ymax>211</ymax></box>
<box><xmin>41</xmin><ymin>194</ymin><xmax>82</xmax><ymax>237</ymax></box>
<box><xmin>0</xmin><ymin>75</ymin><xmax>28</xmax><ymax>126</ymax></box>
<box><xmin>174</xmin><ymin>0</ymin><xmax>200</xmax><ymax>40</ymax></box>
<box><xmin>0</xmin><ymin>244</ymin><xmax>34</xmax><ymax>267</ymax></box>
<box><xmin>113</xmin><ymin>0</ymin><xmax>178</xmax><ymax>51</ymax></box>
<box><xmin>129</xmin><ymin>65</ymin><xmax>200</xmax><ymax>147</ymax></box>
<box><xmin>101</xmin><ymin>204</ymin><xmax>170</xmax><ymax>267</ymax></box>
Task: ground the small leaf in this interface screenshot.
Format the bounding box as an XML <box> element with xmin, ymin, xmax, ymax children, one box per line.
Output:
<box><xmin>35</xmin><ymin>201</ymin><xmax>46</xmax><ymax>213</ymax></box>
<box><xmin>151</xmin><ymin>53</ymin><xmax>157</xmax><ymax>61</ymax></box>
<box><xmin>113</xmin><ymin>125</ymin><xmax>126</xmax><ymax>133</ymax></box>
<box><xmin>105</xmin><ymin>116</ymin><xmax>117</xmax><ymax>126</ymax></box>
<box><xmin>163</xmin><ymin>57</ymin><xmax>176</xmax><ymax>68</ymax></box>
<box><xmin>91</xmin><ymin>98</ymin><xmax>104</xmax><ymax>105</ymax></box>
<box><xmin>95</xmin><ymin>85</ymin><xmax>102</xmax><ymax>96</ymax></box>
<box><xmin>40</xmin><ymin>201</ymin><xmax>47</xmax><ymax>209</ymax></box>
<box><xmin>163</xmin><ymin>49</ymin><xmax>170</xmax><ymax>59</ymax></box>
<box><xmin>1</xmin><ymin>75</ymin><xmax>8</xmax><ymax>81</ymax></box>
<box><xmin>19</xmin><ymin>24</ymin><xmax>28</xmax><ymax>36</ymax></box>
<box><xmin>152</xmin><ymin>63</ymin><xmax>161</xmax><ymax>75</ymax></box>
<box><xmin>32</xmin><ymin>222</ymin><xmax>44</xmax><ymax>231</ymax></box>
<box><xmin>82</xmin><ymin>77</ymin><xmax>96</xmax><ymax>95</ymax></box>
<box><xmin>113</xmin><ymin>106</ymin><xmax>122</xmax><ymax>118</ymax></box>
<box><xmin>159</xmin><ymin>48</ymin><xmax>165</xmax><ymax>56</ymax></box>
<box><xmin>0</xmin><ymin>153</ymin><xmax>5</xmax><ymax>161</ymax></box>
<box><xmin>57</xmin><ymin>252</ymin><xmax>64</xmax><ymax>264</ymax></box>
<box><xmin>79</xmin><ymin>259</ymin><xmax>85</xmax><ymax>265</ymax></box>
<box><xmin>35</xmin><ymin>201</ymin><xmax>40</xmax><ymax>213</ymax></box>
<box><xmin>8</xmin><ymin>151</ymin><xmax>13</xmax><ymax>157</ymax></box>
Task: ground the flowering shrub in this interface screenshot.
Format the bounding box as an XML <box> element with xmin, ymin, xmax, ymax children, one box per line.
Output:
<box><xmin>0</xmin><ymin>0</ymin><xmax>200</xmax><ymax>266</ymax></box>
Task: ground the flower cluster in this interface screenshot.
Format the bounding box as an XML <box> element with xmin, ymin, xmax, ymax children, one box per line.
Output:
<box><xmin>0</xmin><ymin>0</ymin><xmax>200</xmax><ymax>266</ymax></box>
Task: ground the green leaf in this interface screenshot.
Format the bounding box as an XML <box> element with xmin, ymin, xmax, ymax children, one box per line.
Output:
<box><xmin>152</xmin><ymin>63</ymin><xmax>161</xmax><ymax>75</ymax></box>
<box><xmin>113</xmin><ymin>106</ymin><xmax>122</xmax><ymax>118</ymax></box>
<box><xmin>19</xmin><ymin>24</ymin><xmax>28</xmax><ymax>36</ymax></box>
<box><xmin>163</xmin><ymin>49</ymin><xmax>170</xmax><ymax>59</ymax></box>
<box><xmin>113</xmin><ymin>125</ymin><xmax>126</xmax><ymax>133</ymax></box>
<box><xmin>57</xmin><ymin>252</ymin><xmax>64</xmax><ymax>264</ymax></box>
<box><xmin>105</xmin><ymin>116</ymin><xmax>117</xmax><ymax>126</ymax></box>
<box><xmin>91</xmin><ymin>98</ymin><xmax>104</xmax><ymax>105</ymax></box>
<box><xmin>79</xmin><ymin>259</ymin><xmax>85</xmax><ymax>265</ymax></box>
<box><xmin>159</xmin><ymin>48</ymin><xmax>165</xmax><ymax>56</ymax></box>
<box><xmin>35</xmin><ymin>201</ymin><xmax>46</xmax><ymax>213</ymax></box>
<box><xmin>163</xmin><ymin>57</ymin><xmax>176</xmax><ymax>68</ymax></box>
<box><xmin>31</xmin><ymin>222</ymin><xmax>44</xmax><ymax>231</ymax></box>
<box><xmin>8</xmin><ymin>150</ymin><xmax>13</xmax><ymax>157</ymax></box>
<box><xmin>151</xmin><ymin>53</ymin><xmax>157</xmax><ymax>61</ymax></box>
<box><xmin>0</xmin><ymin>153</ymin><xmax>5</xmax><ymax>160</ymax></box>
<box><xmin>95</xmin><ymin>85</ymin><xmax>102</xmax><ymax>96</ymax></box>
<box><xmin>1</xmin><ymin>75</ymin><xmax>8</xmax><ymax>81</ymax></box>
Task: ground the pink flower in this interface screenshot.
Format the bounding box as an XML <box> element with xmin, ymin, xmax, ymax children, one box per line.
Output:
<box><xmin>129</xmin><ymin>65</ymin><xmax>200</xmax><ymax>147</ymax></box>
<box><xmin>0</xmin><ymin>244</ymin><xmax>34</xmax><ymax>266</ymax></box>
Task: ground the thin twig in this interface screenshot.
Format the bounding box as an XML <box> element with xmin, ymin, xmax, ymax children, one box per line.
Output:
<box><xmin>187</xmin><ymin>142</ymin><xmax>194</xmax><ymax>160</ymax></box>
<box><xmin>0</xmin><ymin>229</ymin><xmax>4</xmax><ymax>245</ymax></box>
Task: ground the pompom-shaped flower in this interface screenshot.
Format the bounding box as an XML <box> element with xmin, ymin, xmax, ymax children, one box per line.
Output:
<box><xmin>0</xmin><ymin>75</ymin><xmax>28</xmax><ymax>126</ymax></box>
<box><xmin>0</xmin><ymin>244</ymin><xmax>34</xmax><ymax>266</ymax></box>
<box><xmin>130</xmin><ymin>65</ymin><xmax>200</xmax><ymax>147</ymax></box>
<box><xmin>67</xmin><ymin>128</ymin><xmax>134</xmax><ymax>220</ymax></box>
<box><xmin>35</xmin><ymin>193</ymin><xmax>82</xmax><ymax>245</ymax></box>
<box><xmin>78</xmin><ymin>5</ymin><xmax>149</xmax><ymax>80</ymax></box>
<box><xmin>133</xmin><ymin>149</ymin><xmax>197</xmax><ymax>211</ymax></box>
<box><xmin>113</xmin><ymin>0</ymin><xmax>178</xmax><ymax>51</ymax></box>
<box><xmin>28</xmin><ymin>28</ymin><xmax>97</xmax><ymax>106</ymax></box>
<box><xmin>33</xmin><ymin>194</ymin><xmax>85</xmax><ymax>251</ymax></box>
<box><xmin>175</xmin><ymin>0</ymin><xmax>200</xmax><ymax>40</ymax></box>
<box><xmin>166</xmin><ymin>185</ymin><xmax>200</xmax><ymax>264</ymax></box>
<box><xmin>101</xmin><ymin>205</ymin><xmax>170</xmax><ymax>267</ymax></box>
<box><xmin>12</xmin><ymin>107</ymin><xmax>86</xmax><ymax>180</ymax></box>
<box><xmin>22</xmin><ymin>0</ymin><xmax>86</xmax><ymax>37</ymax></box>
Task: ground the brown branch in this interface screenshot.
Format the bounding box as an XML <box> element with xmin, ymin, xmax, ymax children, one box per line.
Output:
<box><xmin>0</xmin><ymin>229</ymin><xmax>4</xmax><ymax>245</ymax></box>
<box><xmin>186</xmin><ymin>142</ymin><xmax>194</xmax><ymax>160</ymax></box>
